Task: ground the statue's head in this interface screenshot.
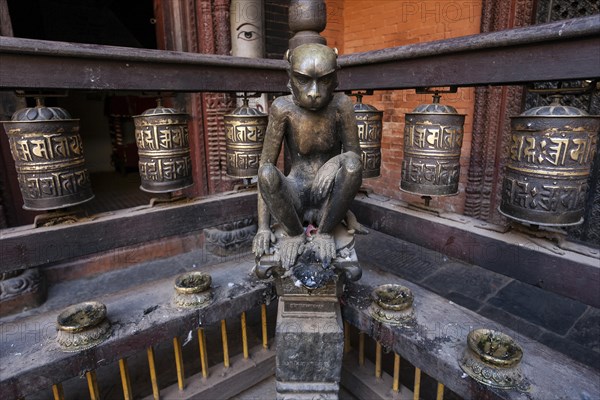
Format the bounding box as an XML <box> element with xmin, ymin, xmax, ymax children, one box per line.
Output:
<box><xmin>286</xmin><ymin>44</ymin><xmax>338</xmax><ymax>111</ymax></box>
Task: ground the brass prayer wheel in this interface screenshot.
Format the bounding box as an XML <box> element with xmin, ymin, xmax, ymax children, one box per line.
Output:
<box><xmin>2</xmin><ymin>98</ymin><xmax>94</xmax><ymax>210</ymax></box>
<box><xmin>499</xmin><ymin>96</ymin><xmax>600</xmax><ymax>226</ymax></box>
<box><xmin>353</xmin><ymin>95</ymin><xmax>383</xmax><ymax>178</ymax></box>
<box><xmin>133</xmin><ymin>100</ymin><xmax>193</xmax><ymax>193</ymax></box>
<box><xmin>400</xmin><ymin>94</ymin><xmax>465</xmax><ymax>196</ymax></box>
<box><xmin>224</xmin><ymin>98</ymin><xmax>267</xmax><ymax>178</ymax></box>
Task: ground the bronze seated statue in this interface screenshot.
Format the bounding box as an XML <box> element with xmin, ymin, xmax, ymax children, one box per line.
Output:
<box><xmin>253</xmin><ymin>43</ymin><xmax>365</xmax><ymax>287</ymax></box>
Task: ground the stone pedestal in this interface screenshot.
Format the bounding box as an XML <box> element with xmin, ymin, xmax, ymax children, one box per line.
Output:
<box><xmin>275</xmin><ymin>276</ymin><xmax>344</xmax><ymax>400</ymax></box>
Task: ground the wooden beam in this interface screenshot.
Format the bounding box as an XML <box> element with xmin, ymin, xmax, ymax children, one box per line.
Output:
<box><xmin>0</xmin><ymin>16</ymin><xmax>597</xmax><ymax>92</ymax></box>
<box><xmin>0</xmin><ymin>37</ymin><xmax>288</xmax><ymax>92</ymax></box>
<box><xmin>351</xmin><ymin>195</ymin><xmax>600</xmax><ymax>308</ymax></box>
<box><xmin>0</xmin><ymin>192</ymin><xmax>256</xmax><ymax>272</ymax></box>
<box><xmin>337</xmin><ymin>15</ymin><xmax>600</xmax><ymax>90</ymax></box>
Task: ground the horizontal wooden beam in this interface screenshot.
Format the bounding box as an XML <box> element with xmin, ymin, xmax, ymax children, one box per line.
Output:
<box><xmin>0</xmin><ymin>37</ymin><xmax>289</xmax><ymax>92</ymax></box>
<box><xmin>0</xmin><ymin>191</ymin><xmax>257</xmax><ymax>272</ymax></box>
<box><xmin>351</xmin><ymin>195</ymin><xmax>600</xmax><ymax>308</ymax></box>
<box><xmin>337</xmin><ymin>15</ymin><xmax>600</xmax><ymax>90</ymax></box>
<box><xmin>0</xmin><ymin>16</ymin><xmax>598</xmax><ymax>92</ymax></box>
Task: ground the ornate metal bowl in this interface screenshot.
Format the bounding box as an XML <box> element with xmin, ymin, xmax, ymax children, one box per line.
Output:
<box><xmin>173</xmin><ymin>271</ymin><xmax>213</xmax><ymax>308</ymax></box>
<box><xmin>459</xmin><ymin>329</ymin><xmax>526</xmax><ymax>390</ymax></box>
<box><xmin>56</xmin><ymin>301</ymin><xmax>111</xmax><ymax>352</ymax></box>
<box><xmin>369</xmin><ymin>284</ymin><xmax>415</xmax><ymax>325</ymax></box>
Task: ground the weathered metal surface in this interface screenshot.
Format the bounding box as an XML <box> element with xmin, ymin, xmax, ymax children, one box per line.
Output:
<box><xmin>400</xmin><ymin>95</ymin><xmax>465</xmax><ymax>196</ymax></box>
<box><xmin>350</xmin><ymin>195</ymin><xmax>600</xmax><ymax>308</ymax></box>
<box><xmin>1</xmin><ymin>16</ymin><xmax>598</xmax><ymax>92</ymax></box>
<box><xmin>0</xmin><ymin>191</ymin><xmax>257</xmax><ymax>273</ymax></box>
<box><xmin>224</xmin><ymin>99</ymin><xmax>267</xmax><ymax>178</ymax></box>
<box><xmin>499</xmin><ymin>99</ymin><xmax>600</xmax><ymax>226</ymax></box>
<box><xmin>133</xmin><ymin>102</ymin><xmax>193</xmax><ymax>193</ymax></box>
<box><xmin>2</xmin><ymin>101</ymin><xmax>94</xmax><ymax>210</ymax></box>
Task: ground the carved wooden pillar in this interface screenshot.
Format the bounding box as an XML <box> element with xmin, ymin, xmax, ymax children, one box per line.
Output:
<box><xmin>464</xmin><ymin>0</ymin><xmax>536</xmax><ymax>224</ymax></box>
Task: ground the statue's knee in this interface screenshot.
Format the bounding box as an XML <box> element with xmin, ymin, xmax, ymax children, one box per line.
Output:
<box><xmin>258</xmin><ymin>163</ymin><xmax>281</xmax><ymax>193</ymax></box>
<box><xmin>343</xmin><ymin>153</ymin><xmax>363</xmax><ymax>175</ymax></box>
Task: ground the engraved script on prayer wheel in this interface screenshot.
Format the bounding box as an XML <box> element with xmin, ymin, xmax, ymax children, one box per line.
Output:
<box><xmin>400</xmin><ymin>94</ymin><xmax>465</xmax><ymax>196</ymax></box>
<box><xmin>354</xmin><ymin>95</ymin><xmax>383</xmax><ymax>178</ymax></box>
<box><xmin>224</xmin><ymin>98</ymin><xmax>267</xmax><ymax>178</ymax></box>
<box><xmin>133</xmin><ymin>101</ymin><xmax>193</xmax><ymax>193</ymax></box>
<box><xmin>2</xmin><ymin>98</ymin><xmax>94</xmax><ymax>210</ymax></box>
<box><xmin>499</xmin><ymin>97</ymin><xmax>600</xmax><ymax>226</ymax></box>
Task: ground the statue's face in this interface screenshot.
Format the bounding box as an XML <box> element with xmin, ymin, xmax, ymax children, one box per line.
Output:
<box><xmin>288</xmin><ymin>44</ymin><xmax>338</xmax><ymax>111</ymax></box>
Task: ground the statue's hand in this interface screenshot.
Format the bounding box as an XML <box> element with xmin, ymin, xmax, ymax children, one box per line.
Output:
<box><xmin>311</xmin><ymin>159</ymin><xmax>340</xmax><ymax>203</ymax></box>
<box><xmin>311</xmin><ymin>233</ymin><xmax>337</xmax><ymax>266</ymax></box>
<box><xmin>280</xmin><ymin>234</ymin><xmax>306</xmax><ymax>269</ymax></box>
<box><xmin>253</xmin><ymin>229</ymin><xmax>275</xmax><ymax>257</ymax></box>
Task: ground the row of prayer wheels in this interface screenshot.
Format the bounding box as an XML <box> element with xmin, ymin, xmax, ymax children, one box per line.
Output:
<box><xmin>2</xmin><ymin>98</ymin><xmax>194</xmax><ymax>212</ymax></box>
<box><xmin>3</xmin><ymin>93</ymin><xmax>598</xmax><ymax>227</ymax></box>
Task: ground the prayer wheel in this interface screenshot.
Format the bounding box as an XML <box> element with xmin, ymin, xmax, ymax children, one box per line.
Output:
<box><xmin>133</xmin><ymin>100</ymin><xmax>193</xmax><ymax>193</ymax></box>
<box><xmin>224</xmin><ymin>98</ymin><xmax>267</xmax><ymax>178</ymax></box>
<box><xmin>400</xmin><ymin>94</ymin><xmax>465</xmax><ymax>196</ymax></box>
<box><xmin>2</xmin><ymin>98</ymin><xmax>94</xmax><ymax>210</ymax></box>
<box><xmin>353</xmin><ymin>95</ymin><xmax>383</xmax><ymax>178</ymax></box>
<box><xmin>499</xmin><ymin>96</ymin><xmax>600</xmax><ymax>226</ymax></box>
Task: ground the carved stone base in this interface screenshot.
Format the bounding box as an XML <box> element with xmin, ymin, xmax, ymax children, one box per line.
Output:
<box><xmin>275</xmin><ymin>281</ymin><xmax>344</xmax><ymax>400</ymax></box>
<box><xmin>0</xmin><ymin>268</ymin><xmax>47</xmax><ymax>317</ymax></box>
<box><xmin>204</xmin><ymin>218</ymin><xmax>257</xmax><ymax>256</ymax></box>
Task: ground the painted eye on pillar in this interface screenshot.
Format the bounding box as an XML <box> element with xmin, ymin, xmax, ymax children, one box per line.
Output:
<box><xmin>237</xmin><ymin>30</ymin><xmax>260</xmax><ymax>41</ymax></box>
<box><xmin>236</xmin><ymin>23</ymin><xmax>261</xmax><ymax>41</ymax></box>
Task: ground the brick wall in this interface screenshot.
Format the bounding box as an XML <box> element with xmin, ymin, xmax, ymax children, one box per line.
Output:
<box><xmin>325</xmin><ymin>0</ymin><xmax>482</xmax><ymax>213</ymax></box>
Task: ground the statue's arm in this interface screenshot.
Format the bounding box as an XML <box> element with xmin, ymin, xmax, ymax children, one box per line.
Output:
<box><xmin>338</xmin><ymin>95</ymin><xmax>361</xmax><ymax>155</ymax></box>
<box><xmin>254</xmin><ymin>101</ymin><xmax>287</xmax><ymax>256</ymax></box>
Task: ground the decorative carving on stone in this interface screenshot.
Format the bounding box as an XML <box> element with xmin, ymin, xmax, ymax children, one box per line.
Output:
<box><xmin>204</xmin><ymin>218</ymin><xmax>258</xmax><ymax>256</ymax></box>
<box><xmin>0</xmin><ymin>268</ymin><xmax>47</xmax><ymax>316</ymax></box>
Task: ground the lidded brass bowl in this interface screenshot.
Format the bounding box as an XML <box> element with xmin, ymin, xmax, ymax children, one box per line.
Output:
<box><xmin>56</xmin><ymin>301</ymin><xmax>111</xmax><ymax>352</ymax></box>
<box><xmin>459</xmin><ymin>329</ymin><xmax>526</xmax><ymax>390</ymax></box>
<box><xmin>2</xmin><ymin>99</ymin><xmax>94</xmax><ymax>210</ymax></box>
<box><xmin>173</xmin><ymin>271</ymin><xmax>213</xmax><ymax>308</ymax></box>
<box><xmin>500</xmin><ymin>96</ymin><xmax>599</xmax><ymax>226</ymax></box>
<box><xmin>369</xmin><ymin>284</ymin><xmax>415</xmax><ymax>325</ymax></box>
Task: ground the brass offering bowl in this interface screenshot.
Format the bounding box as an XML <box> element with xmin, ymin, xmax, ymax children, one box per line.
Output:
<box><xmin>369</xmin><ymin>284</ymin><xmax>415</xmax><ymax>325</ymax></box>
<box><xmin>56</xmin><ymin>301</ymin><xmax>111</xmax><ymax>352</ymax></box>
<box><xmin>173</xmin><ymin>271</ymin><xmax>213</xmax><ymax>308</ymax></box>
<box><xmin>459</xmin><ymin>329</ymin><xmax>526</xmax><ymax>390</ymax></box>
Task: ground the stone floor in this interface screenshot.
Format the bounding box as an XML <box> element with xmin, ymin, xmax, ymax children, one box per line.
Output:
<box><xmin>354</xmin><ymin>229</ymin><xmax>600</xmax><ymax>371</ymax></box>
